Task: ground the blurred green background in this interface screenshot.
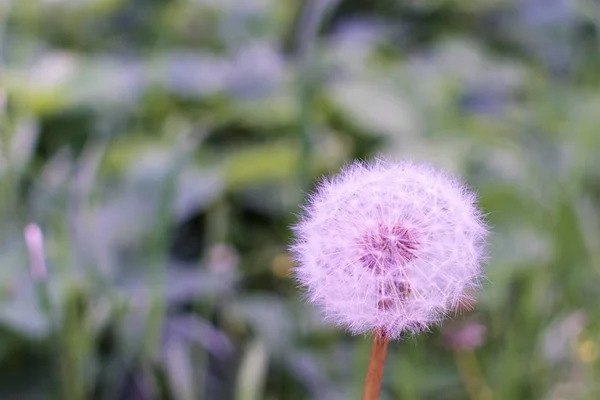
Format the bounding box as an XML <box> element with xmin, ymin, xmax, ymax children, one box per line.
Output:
<box><xmin>1</xmin><ymin>0</ymin><xmax>600</xmax><ymax>399</ymax></box>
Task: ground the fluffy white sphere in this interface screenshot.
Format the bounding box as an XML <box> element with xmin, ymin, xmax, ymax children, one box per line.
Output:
<box><xmin>290</xmin><ymin>159</ymin><xmax>488</xmax><ymax>339</ymax></box>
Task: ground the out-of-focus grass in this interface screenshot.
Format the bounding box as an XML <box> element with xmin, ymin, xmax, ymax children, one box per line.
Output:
<box><xmin>1</xmin><ymin>0</ymin><xmax>600</xmax><ymax>399</ymax></box>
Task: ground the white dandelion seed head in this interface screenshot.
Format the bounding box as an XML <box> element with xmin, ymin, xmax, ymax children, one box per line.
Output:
<box><xmin>290</xmin><ymin>159</ymin><xmax>488</xmax><ymax>339</ymax></box>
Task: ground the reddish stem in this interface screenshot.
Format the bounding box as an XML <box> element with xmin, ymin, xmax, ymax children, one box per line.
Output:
<box><xmin>362</xmin><ymin>330</ymin><xmax>389</xmax><ymax>400</ymax></box>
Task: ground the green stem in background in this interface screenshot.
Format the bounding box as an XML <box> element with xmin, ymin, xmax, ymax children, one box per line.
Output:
<box><xmin>138</xmin><ymin>132</ymin><xmax>203</xmax><ymax>400</ymax></box>
<box><xmin>60</xmin><ymin>288</ymin><xmax>93</xmax><ymax>400</ymax></box>
<box><xmin>295</xmin><ymin>0</ymin><xmax>341</xmax><ymax>195</ymax></box>
<box><xmin>143</xmin><ymin>135</ymin><xmax>197</xmax><ymax>360</ymax></box>
<box><xmin>0</xmin><ymin>0</ymin><xmax>14</xmax><ymax>216</ymax></box>
<box><xmin>68</xmin><ymin>141</ymin><xmax>108</xmax><ymax>281</ymax></box>
<box><xmin>234</xmin><ymin>339</ymin><xmax>269</xmax><ymax>400</ymax></box>
<box><xmin>0</xmin><ymin>0</ymin><xmax>12</xmax><ymax>84</ymax></box>
<box><xmin>25</xmin><ymin>223</ymin><xmax>93</xmax><ymax>400</ymax></box>
<box><xmin>25</xmin><ymin>223</ymin><xmax>81</xmax><ymax>399</ymax></box>
<box><xmin>453</xmin><ymin>349</ymin><xmax>494</xmax><ymax>400</ymax></box>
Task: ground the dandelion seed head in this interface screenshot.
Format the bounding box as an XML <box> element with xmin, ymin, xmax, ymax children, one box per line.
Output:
<box><xmin>290</xmin><ymin>159</ymin><xmax>488</xmax><ymax>339</ymax></box>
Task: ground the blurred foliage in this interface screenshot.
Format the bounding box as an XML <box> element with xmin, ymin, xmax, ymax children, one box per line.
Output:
<box><xmin>1</xmin><ymin>0</ymin><xmax>600</xmax><ymax>399</ymax></box>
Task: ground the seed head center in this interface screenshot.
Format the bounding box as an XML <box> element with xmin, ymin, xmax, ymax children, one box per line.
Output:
<box><xmin>358</xmin><ymin>224</ymin><xmax>419</xmax><ymax>273</ymax></box>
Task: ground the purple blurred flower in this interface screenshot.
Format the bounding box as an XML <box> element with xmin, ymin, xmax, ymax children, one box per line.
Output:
<box><xmin>208</xmin><ymin>244</ymin><xmax>239</xmax><ymax>274</ymax></box>
<box><xmin>444</xmin><ymin>321</ymin><xmax>487</xmax><ymax>351</ymax></box>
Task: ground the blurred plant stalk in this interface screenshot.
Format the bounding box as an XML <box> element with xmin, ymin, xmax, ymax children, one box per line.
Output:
<box><xmin>295</xmin><ymin>0</ymin><xmax>341</xmax><ymax>195</ymax></box>
<box><xmin>25</xmin><ymin>223</ymin><xmax>92</xmax><ymax>400</ymax></box>
<box><xmin>445</xmin><ymin>321</ymin><xmax>494</xmax><ymax>400</ymax></box>
<box><xmin>453</xmin><ymin>349</ymin><xmax>494</xmax><ymax>400</ymax></box>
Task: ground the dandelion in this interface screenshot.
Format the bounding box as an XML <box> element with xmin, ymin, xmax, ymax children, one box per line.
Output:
<box><xmin>290</xmin><ymin>159</ymin><xmax>488</xmax><ymax>399</ymax></box>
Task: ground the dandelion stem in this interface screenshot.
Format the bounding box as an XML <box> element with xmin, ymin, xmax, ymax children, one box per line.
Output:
<box><xmin>362</xmin><ymin>330</ymin><xmax>389</xmax><ymax>400</ymax></box>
